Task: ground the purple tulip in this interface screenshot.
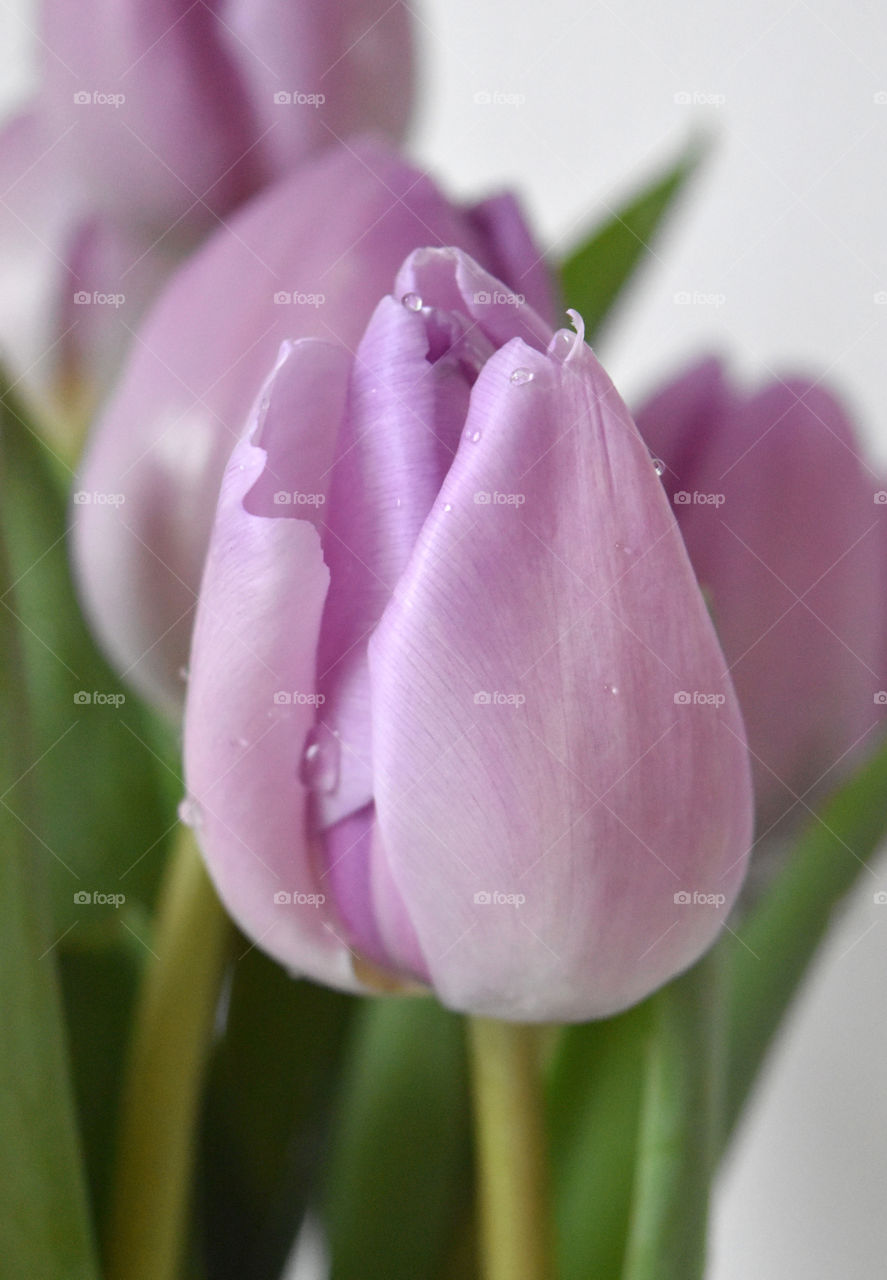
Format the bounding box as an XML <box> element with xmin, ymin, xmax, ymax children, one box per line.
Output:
<box><xmin>0</xmin><ymin>0</ymin><xmax>414</xmax><ymax>411</ymax></box>
<box><xmin>72</xmin><ymin>142</ymin><xmax>556</xmax><ymax>717</ymax></box>
<box><xmin>180</xmin><ymin>248</ymin><xmax>753</xmax><ymax>1022</ymax></box>
<box><xmin>41</xmin><ymin>0</ymin><xmax>415</xmax><ymax>229</ymax></box>
<box><xmin>635</xmin><ymin>358</ymin><xmax>887</xmax><ymax>835</ymax></box>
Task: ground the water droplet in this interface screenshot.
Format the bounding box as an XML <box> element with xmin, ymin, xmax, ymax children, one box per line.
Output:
<box><xmin>550</xmin><ymin>330</ymin><xmax>575</xmax><ymax>361</ymax></box>
<box><xmin>603</xmin><ymin>683</ymin><xmax>619</xmax><ymax>696</ymax></box>
<box><xmin>178</xmin><ymin>796</ymin><xmax>202</xmax><ymax>828</ymax></box>
<box><xmin>401</xmin><ymin>291</ymin><xmax>423</xmax><ymax>312</ymax></box>
<box><xmin>443</xmin><ymin>502</ymin><xmax>453</xmax><ymax>512</ymax></box>
<box><xmin>510</xmin><ymin>367</ymin><xmax>534</xmax><ymax>385</ymax></box>
<box><xmin>299</xmin><ymin>725</ymin><xmax>340</xmax><ymax>793</ymax></box>
<box><xmin>653</xmin><ymin>458</ymin><xmax>665</xmax><ymax>476</ymax></box>
<box><xmin>465</xmin><ymin>428</ymin><xmax>482</xmax><ymax>443</ymax></box>
<box><xmin>394</xmin><ymin>496</ymin><xmax>402</xmax><ymax>508</ymax></box>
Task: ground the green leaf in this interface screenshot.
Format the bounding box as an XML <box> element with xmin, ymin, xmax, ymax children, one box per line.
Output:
<box><xmin>621</xmin><ymin>947</ymin><xmax>725</xmax><ymax>1280</ymax></box>
<box><xmin>0</xmin><ymin>402</ymin><xmax>99</xmax><ymax>1280</ymax></box>
<box><xmin>548</xmin><ymin>1002</ymin><xmax>650</xmax><ymax>1280</ymax></box>
<box><xmin>0</xmin><ymin>384</ymin><xmax>177</xmax><ymax>929</ymax></box>
<box><xmin>57</xmin><ymin>918</ymin><xmax>146</xmax><ymax>1226</ymax></box>
<box><xmin>200</xmin><ymin>948</ymin><xmax>356</xmax><ymax>1280</ymax></box>
<box><xmin>559</xmin><ymin>138</ymin><xmax>707</xmax><ymax>338</ymax></box>
<box><xmin>725</xmin><ymin>734</ymin><xmax>887</xmax><ymax>1135</ymax></box>
<box><xmin>323</xmin><ymin>995</ymin><xmax>474</xmax><ymax>1280</ymax></box>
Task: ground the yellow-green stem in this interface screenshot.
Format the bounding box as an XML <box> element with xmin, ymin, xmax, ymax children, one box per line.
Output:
<box><xmin>467</xmin><ymin>1017</ymin><xmax>553</xmax><ymax>1280</ymax></box>
<box><xmin>105</xmin><ymin>824</ymin><xmax>231</xmax><ymax>1280</ymax></box>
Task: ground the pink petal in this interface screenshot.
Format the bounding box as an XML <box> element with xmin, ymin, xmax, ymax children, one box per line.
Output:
<box><xmin>367</xmin><ymin>332</ymin><xmax>752</xmax><ymax>1021</ymax></box>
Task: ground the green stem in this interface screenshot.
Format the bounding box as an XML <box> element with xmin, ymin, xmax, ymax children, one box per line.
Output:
<box><xmin>105</xmin><ymin>825</ymin><xmax>231</xmax><ymax>1280</ymax></box>
<box><xmin>466</xmin><ymin>1017</ymin><xmax>553</xmax><ymax>1280</ymax></box>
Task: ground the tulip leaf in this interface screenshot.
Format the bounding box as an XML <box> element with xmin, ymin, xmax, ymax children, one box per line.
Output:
<box><xmin>0</xmin><ymin>408</ymin><xmax>99</xmax><ymax>1280</ymax></box>
<box><xmin>322</xmin><ymin>995</ymin><xmax>474</xmax><ymax>1280</ymax></box>
<box><xmin>725</xmin><ymin>734</ymin><xmax>887</xmax><ymax>1136</ymax></box>
<box><xmin>620</xmin><ymin>947</ymin><xmax>725</xmax><ymax>1280</ymax></box>
<box><xmin>0</xmin><ymin>383</ymin><xmax>178</xmax><ymax>930</ymax></box>
<box><xmin>200</xmin><ymin>949</ymin><xmax>356</xmax><ymax>1280</ymax></box>
<box><xmin>560</xmin><ymin>138</ymin><xmax>707</xmax><ymax>338</ymax></box>
<box><xmin>57</xmin><ymin>918</ymin><xmax>146</xmax><ymax>1228</ymax></box>
<box><xmin>547</xmin><ymin>1002</ymin><xmax>650</xmax><ymax>1280</ymax></box>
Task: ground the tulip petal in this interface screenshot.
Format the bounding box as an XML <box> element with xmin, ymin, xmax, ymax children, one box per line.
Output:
<box><xmin>184</xmin><ymin>339</ymin><xmax>364</xmax><ymax>991</ymax></box>
<box><xmin>466</xmin><ymin>191</ymin><xmax>558</xmax><ymax>325</ymax></box>
<box><xmin>315</xmin><ymin>295</ymin><xmax>491</xmax><ymax>828</ymax></box>
<box><xmin>368</xmin><ymin>335</ymin><xmax>752</xmax><ymax>1021</ymax></box>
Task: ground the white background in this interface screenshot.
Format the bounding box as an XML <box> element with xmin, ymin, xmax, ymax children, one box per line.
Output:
<box><xmin>2</xmin><ymin>1</ymin><xmax>886</xmax><ymax>1276</ymax></box>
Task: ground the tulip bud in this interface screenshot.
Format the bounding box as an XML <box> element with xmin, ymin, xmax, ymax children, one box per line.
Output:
<box><xmin>635</xmin><ymin>358</ymin><xmax>887</xmax><ymax>834</ymax></box>
<box><xmin>181</xmin><ymin>249</ymin><xmax>752</xmax><ymax>1022</ymax></box>
<box><xmin>0</xmin><ymin>1</ymin><xmax>415</xmax><ymax>416</ymax></box>
<box><xmin>41</xmin><ymin>0</ymin><xmax>415</xmax><ymax>230</ymax></box>
<box><xmin>72</xmin><ymin>143</ymin><xmax>557</xmax><ymax>716</ymax></box>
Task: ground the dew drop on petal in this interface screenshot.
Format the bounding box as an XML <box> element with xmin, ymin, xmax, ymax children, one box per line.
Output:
<box><xmin>401</xmin><ymin>292</ymin><xmax>423</xmax><ymax>311</ymax></box>
<box><xmin>299</xmin><ymin>725</ymin><xmax>340</xmax><ymax>793</ymax></box>
<box><xmin>653</xmin><ymin>458</ymin><xmax>665</xmax><ymax>476</ymax></box>
<box><xmin>465</xmin><ymin>428</ymin><xmax>482</xmax><ymax>443</ymax></box>
<box><xmin>603</xmin><ymin>683</ymin><xmax>619</xmax><ymax>696</ymax></box>
<box><xmin>510</xmin><ymin>367</ymin><xmax>534</xmax><ymax>385</ymax></box>
<box><xmin>443</xmin><ymin>502</ymin><xmax>453</xmax><ymax>512</ymax></box>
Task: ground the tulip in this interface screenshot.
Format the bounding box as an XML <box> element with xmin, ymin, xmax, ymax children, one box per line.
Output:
<box><xmin>72</xmin><ymin>142</ymin><xmax>556</xmax><ymax>717</ymax></box>
<box><xmin>181</xmin><ymin>247</ymin><xmax>753</xmax><ymax>1022</ymax></box>
<box><xmin>0</xmin><ymin>0</ymin><xmax>415</xmax><ymax>413</ymax></box>
<box><xmin>635</xmin><ymin>358</ymin><xmax>887</xmax><ymax>834</ymax></box>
